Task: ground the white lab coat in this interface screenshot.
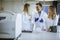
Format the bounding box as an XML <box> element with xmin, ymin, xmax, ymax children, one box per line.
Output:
<box><xmin>46</xmin><ymin>15</ymin><xmax>59</xmax><ymax>28</ymax></box>
<box><xmin>32</xmin><ymin>10</ymin><xmax>48</xmax><ymax>32</ymax></box>
<box><xmin>22</xmin><ymin>12</ymin><xmax>32</xmax><ymax>31</ymax></box>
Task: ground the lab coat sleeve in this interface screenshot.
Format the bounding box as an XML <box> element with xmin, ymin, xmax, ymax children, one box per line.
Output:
<box><xmin>45</xmin><ymin>17</ymin><xmax>50</xmax><ymax>29</ymax></box>
<box><xmin>43</xmin><ymin>12</ymin><xmax>48</xmax><ymax>29</ymax></box>
<box><xmin>45</xmin><ymin>17</ymin><xmax>49</xmax><ymax>30</ymax></box>
<box><xmin>31</xmin><ymin>12</ymin><xmax>37</xmax><ymax>31</ymax></box>
<box><xmin>31</xmin><ymin>12</ymin><xmax>36</xmax><ymax>24</ymax></box>
<box><xmin>53</xmin><ymin>15</ymin><xmax>59</xmax><ymax>26</ymax></box>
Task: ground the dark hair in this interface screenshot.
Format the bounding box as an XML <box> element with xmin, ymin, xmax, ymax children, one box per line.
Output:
<box><xmin>36</xmin><ymin>2</ymin><xmax>42</xmax><ymax>7</ymax></box>
<box><xmin>24</xmin><ymin>3</ymin><xmax>30</xmax><ymax>7</ymax></box>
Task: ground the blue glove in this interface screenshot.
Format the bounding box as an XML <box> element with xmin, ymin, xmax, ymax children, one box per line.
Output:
<box><xmin>35</xmin><ymin>18</ymin><xmax>39</xmax><ymax>22</ymax></box>
<box><xmin>39</xmin><ymin>18</ymin><xmax>43</xmax><ymax>23</ymax></box>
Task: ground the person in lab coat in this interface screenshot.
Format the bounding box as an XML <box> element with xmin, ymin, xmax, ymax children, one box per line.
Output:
<box><xmin>47</xmin><ymin>6</ymin><xmax>59</xmax><ymax>32</ymax></box>
<box><xmin>32</xmin><ymin>2</ymin><xmax>48</xmax><ymax>32</ymax></box>
<box><xmin>22</xmin><ymin>3</ymin><xmax>32</xmax><ymax>32</ymax></box>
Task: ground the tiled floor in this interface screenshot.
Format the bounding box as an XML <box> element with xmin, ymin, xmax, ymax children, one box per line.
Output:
<box><xmin>18</xmin><ymin>32</ymin><xmax>60</xmax><ymax>40</ymax></box>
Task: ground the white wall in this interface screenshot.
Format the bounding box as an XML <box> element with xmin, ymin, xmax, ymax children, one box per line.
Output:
<box><xmin>1</xmin><ymin>0</ymin><xmax>35</xmax><ymax>14</ymax></box>
<box><xmin>2</xmin><ymin>0</ymin><xmax>24</xmax><ymax>13</ymax></box>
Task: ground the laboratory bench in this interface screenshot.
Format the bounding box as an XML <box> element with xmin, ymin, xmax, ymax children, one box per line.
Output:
<box><xmin>19</xmin><ymin>32</ymin><xmax>60</xmax><ymax>40</ymax></box>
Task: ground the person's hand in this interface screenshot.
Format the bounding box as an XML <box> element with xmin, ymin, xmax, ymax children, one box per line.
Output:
<box><xmin>35</xmin><ymin>18</ymin><xmax>39</xmax><ymax>22</ymax></box>
<box><xmin>39</xmin><ymin>18</ymin><xmax>43</xmax><ymax>23</ymax></box>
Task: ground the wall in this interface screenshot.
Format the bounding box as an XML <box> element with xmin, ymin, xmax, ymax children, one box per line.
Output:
<box><xmin>0</xmin><ymin>0</ymin><xmax>2</xmax><ymax>10</ymax></box>
<box><xmin>2</xmin><ymin>0</ymin><xmax>24</xmax><ymax>13</ymax></box>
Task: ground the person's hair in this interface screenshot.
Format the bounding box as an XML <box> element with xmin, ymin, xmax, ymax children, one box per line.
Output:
<box><xmin>23</xmin><ymin>3</ymin><xmax>30</xmax><ymax>13</ymax></box>
<box><xmin>36</xmin><ymin>2</ymin><xmax>42</xmax><ymax>7</ymax></box>
<box><xmin>48</xmin><ymin>6</ymin><xmax>57</xmax><ymax>19</ymax></box>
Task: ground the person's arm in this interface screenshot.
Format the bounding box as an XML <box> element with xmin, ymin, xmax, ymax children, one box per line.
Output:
<box><xmin>31</xmin><ymin>12</ymin><xmax>39</xmax><ymax>32</ymax></box>
<box><xmin>45</xmin><ymin>17</ymin><xmax>51</xmax><ymax>31</ymax></box>
<box><xmin>43</xmin><ymin>12</ymin><xmax>48</xmax><ymax>31</ymax></box>
<box><xmin>53</xmin><ymin>15</ymin><xmax>59</xmax><ymax>26</ymax></box>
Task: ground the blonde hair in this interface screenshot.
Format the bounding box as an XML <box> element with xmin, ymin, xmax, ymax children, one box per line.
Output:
<box><xmin>23</xmin><ymin>3</ymin><xmax>30</xmax><ymax>14</ymax></box>
<box><xmin>48</xmin><ymin>6</ymin><xmax>56</xmax><ymax>19</ymax></box>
